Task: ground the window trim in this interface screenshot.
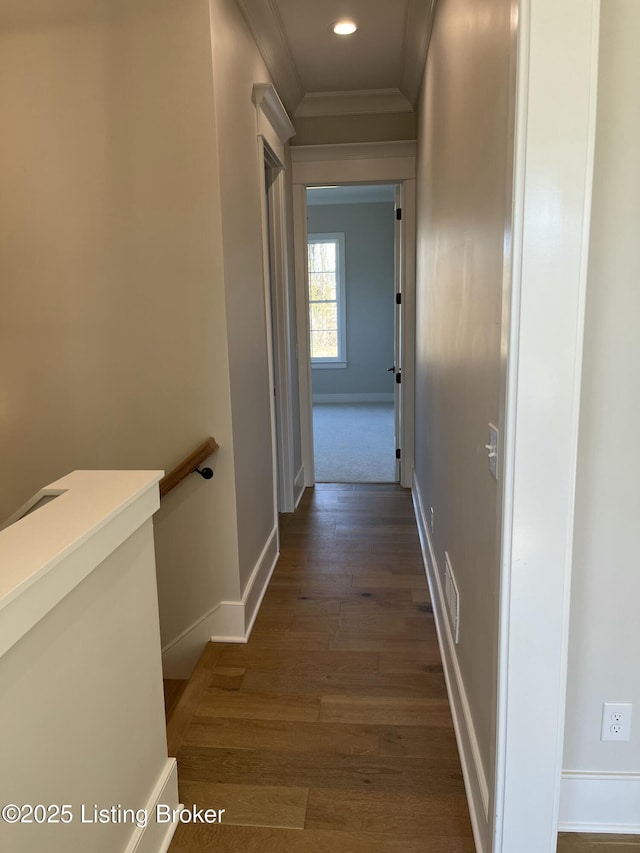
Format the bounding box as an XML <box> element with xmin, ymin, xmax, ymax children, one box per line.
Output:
<box><xmin>307</xmin><ymin>232</ymin><xmax>347</xmax><ymax>367</ymax></box>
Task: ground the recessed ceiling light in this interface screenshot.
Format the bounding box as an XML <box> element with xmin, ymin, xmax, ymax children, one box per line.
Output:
<box><xmin>333</xmin><ymin>20</ymin><xmax>357</xmax><ymax>36</ymax></box>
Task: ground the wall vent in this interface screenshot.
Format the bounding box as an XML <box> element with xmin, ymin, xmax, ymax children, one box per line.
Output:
<box><xmin>444</xmin><ymin>552</ymin><xmax>460</xmax><ymax>644</ymax></box>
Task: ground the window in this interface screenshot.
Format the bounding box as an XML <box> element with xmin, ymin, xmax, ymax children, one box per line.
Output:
<box><xmin>307</xmin><ymin>233</ymin><xmax>346</xmax><ymax>367</ymax></box>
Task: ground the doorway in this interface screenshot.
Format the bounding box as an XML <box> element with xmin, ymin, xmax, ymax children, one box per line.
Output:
<box><xmin>290</xmin><ymin>142</ymin><xmax>417</xmax><ymax>491</ymax></box>
<box><xmin>305</xmin><ymin>183</ymin><xmax>400</xmax><ymax>483</ymax></box>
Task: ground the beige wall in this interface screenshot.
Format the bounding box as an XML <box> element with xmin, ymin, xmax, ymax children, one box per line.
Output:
<box><xmin>208</xmin><ymin>0</ymin><xmax>279</xmax><ymax>588</ymax></box>
<box><xmin>564</xmin><ymin>0</ymin><xmax>640</xmax><ymax>773</ymax></box>
<box><xmin>414</xmin><ymin>0</ymin><xmax>513</xmax><ymax>839</ymax></box>
<box><xmin>0</xmin><ymin>0</ymin><xmax>297</xmax><ymax>672</ymax></box>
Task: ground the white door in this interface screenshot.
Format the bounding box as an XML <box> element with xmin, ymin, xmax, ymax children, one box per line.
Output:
<box><xmin>393</xmin><ymin>184</ymin><xmax>403</xmax><ymax>483</ymax></box>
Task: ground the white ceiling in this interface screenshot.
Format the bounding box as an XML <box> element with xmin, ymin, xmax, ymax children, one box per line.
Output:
<box><xmin>236</xmin><ymin>0</ymin><xmax>437</xmax><ymax>115</ymax></box>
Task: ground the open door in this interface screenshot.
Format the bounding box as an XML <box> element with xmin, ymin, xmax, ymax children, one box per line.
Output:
<box><xmin>393</xmin><ymin>184</ymin><xmax>403</xmax><ymax>483</ymax></box>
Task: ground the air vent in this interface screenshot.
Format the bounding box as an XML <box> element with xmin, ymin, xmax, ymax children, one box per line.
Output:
<box><xmin>444</xmin><ymin>552</ymin><xmax>460</xmax><ymax>644</ymax></box>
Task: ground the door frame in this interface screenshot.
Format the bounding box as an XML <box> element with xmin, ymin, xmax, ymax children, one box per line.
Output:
<box><xmin>291</xmin><ymin>142</ymin><xmax>417</xmax><ymax>488</ymax></box>
<box><xmin>493</xmin><ymin>1</ymin><xmax>600</xmax><ymax>850</ymax></box>
<box><xmin>393</xmin><ymin>183</ymin><xmax>404</xmax><ymax>484</ymax></box>
<box><xmin>254</xmin><ymin>84</ymin><xmax>297</xmax><ymax>514</ymax></box>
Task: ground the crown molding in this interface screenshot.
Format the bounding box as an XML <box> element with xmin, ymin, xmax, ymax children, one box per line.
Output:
<box><xmin>401</xmin><ymin>0</ymin><xmax>437</xmax><ymax>107</ymax></box>
<box><xmin>236</xmin><ymin>0</ymin><xmax>304</xmax><ymax>114</ymax></box>
<box><xmin>253</xmin><ymin>83</ymin><xmax>296</xmax><ymax>146</ymax></box>
<box><xmin>294</xmin><ymin>88</ymin><xmax>414</xmax><ymax>119</ymax></box>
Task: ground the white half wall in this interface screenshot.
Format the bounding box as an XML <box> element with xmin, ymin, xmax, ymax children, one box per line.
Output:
<box><xmin>0</xmin><ymin>471</ymin><xmax>178</xmax><ymax>853</ymax></box>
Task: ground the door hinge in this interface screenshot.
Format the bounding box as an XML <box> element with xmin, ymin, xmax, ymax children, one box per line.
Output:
<box><xmin>396</xmin><ymin>448</ymin><xmax>401</xmax><ymax>460</ymax></box>
<box><xmin>396</xmin><ymin>293</ymin><xmax>402</xmax><ymax>305</ymax></box>
<box><xmin>396</xmin><ymin>207</ymin><xmax>402</xmax><ymax>221</ymax></box>
<box><xmin>395</xmin><ymin>372</ymin><xmax>401</xmax><ymax>384</ymax></box>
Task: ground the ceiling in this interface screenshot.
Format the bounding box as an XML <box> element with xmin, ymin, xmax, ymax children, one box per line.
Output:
<box><xmin>236</xmin><ymin>0</ymin><xmax>437</xmax><ymax>116</ymax></box>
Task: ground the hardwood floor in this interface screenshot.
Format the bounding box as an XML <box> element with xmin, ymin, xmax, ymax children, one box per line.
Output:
<box><xmin>165</xmin><ymin>483</ymin><xmax>640</xmax><ymax>852</ymax></box>
<box><xmin>557</xmin><ymin>835</ymin><xmax>640</xmax><ymax>852</ymax></box>
<box><xmin>164</xmin><ymin>679</ymin><xmax>188</xmax><ymax>721</ymax></box>
<box><xmin>168</xmin><ymin>483</ymin><xmax>474</xmax><ymax>852</ymax></box>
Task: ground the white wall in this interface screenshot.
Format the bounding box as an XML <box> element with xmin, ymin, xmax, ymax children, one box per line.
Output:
<box><xmin>562</xmin><ymin>0</ymin><xmax>640</xmax><ymax>827</ymax></box>
<box><xmin>414</xmin><ymin>0</ymin><xmax>513</xmax><ymax>847</ymax></box>
<box><xmin>308</xmin><ymin>201</ymin><xmax>395</xmax><ymax>399</ymax></box>
<box><xmin>0</xmin><ymin>514</ymin><xmax>176</xmax><ymax>853</ymax></box>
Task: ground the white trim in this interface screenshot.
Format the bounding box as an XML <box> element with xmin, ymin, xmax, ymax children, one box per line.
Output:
<box><xmin>252</xmin><ymin>83</ymin><xmax>295</xmax><ymax>163</ymax></box>
<box><xmin>312</xmin><ymin>393</ymin><xmax>394</xmax><ymax>404</ymax></box>
<box><xmin>124</xmin><ymin>759</ymin><xmax>179</xmax><ymax>853</ymax></box>
<box><xmin>399</xmin><ymin>179</ymin><xmax>416</xmax><ymax>489</ymax></box>
<box><xmin>413</xmin><ymin>474</ymin><xmax>489</xmax><ymax>853</ymax></box>
<box><xmin>292</xmin><ymin>182</ymin><xmax>315</xmax><ymax>487</ymax></box>
<box><xmin>258</xmin><ymin>141</ymin><xmax>285</xmax><ymax>524</ymax></box>
<box><xmin>254</xmin><ymin>84</ymin><xmax>297</xmax><ymax>514</ymax></box>
<box><xmin>401</xmin><ymin>0</ymin><xmax>437</xmax><ymax>107</ymax></box>
<box><xmin>238</xmin><ymin>2</ymin><xmax>304</xmax><ymax>113</ymax></box>
<box><xmin>558</xmin><ymin>772</ymin><xmax>640</xmax><ymax>834</ymax></box>
<box><xmin>307</xmin><ymin>184</ymin><xmax>397</xmax><ymax>207</ymax></box>
<box><xmin>0</xmin><ymin>471</ymin><xmax>161</xmax><ymax>659</ymax></box>
<box><xmin>294</xmin><ymin>88</ymin><xmax>413</xmax><ymax>118</ymax></box>
<box><xmin>294</xmin><ymin>158</ymin><xmax>417</xmax><ymax>189</ymax></box>
<box><xmin>161</xmin><ymin>600</ymin><xmax>227</xmax><ymax>678</ymax></box>
<box><xmin>161</xmin><ymin>527</ymin><xmax>279</xmax><ymax>677</ymax></box>
<box><xmin>311</xmin><ymin>361</ymin><xmax>347</xmax><ymax>370</ymax></box>
<box><xmin>292</xmin><ymin>147</ymin><xmax>416</xmax><ymax>491</ymax></box>
<box><xmin>241</xmin><ymin>525</ymin><xmax>279</xmax><ymax>640</ymax></box>
<box><xmin>293</xmin><ymin>466</ymin><xmax>305</xmax><ymax>509</ymax></box>
<box><xmin>308</xmin><ymin>231</ymin><xmax>346</xmax><ymax>365</ymax></box>
<box><xmin>263</xmin><ymin>146</ymin><xmax>296</xmax><ymax>512</ymax></box>
<box><xmin>493</xmin><ymin>1</ymin><xmax>601</xmax><ymax>851</ymax></box>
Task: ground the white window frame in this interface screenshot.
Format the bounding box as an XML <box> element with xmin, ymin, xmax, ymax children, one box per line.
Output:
<box><xmin>307</xmin><ymin>232</ymin><xmax>347</xmax><ymax>368</ymax></box>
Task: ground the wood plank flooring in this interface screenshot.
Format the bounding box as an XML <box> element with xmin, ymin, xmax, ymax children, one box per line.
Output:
<box><xmin>166</xmin><ymin>483</ymin><xmax>639</xmax><ymax>852</ymax></box>
<box><xmin>557</xmin><ymin>835</ymin><xmax>640</xmax><ymax>852</ymax></box>
<box><xmin>168</xmin><ymin>484</ymin><xmax>474</xmax><ymax>852</ymax></box>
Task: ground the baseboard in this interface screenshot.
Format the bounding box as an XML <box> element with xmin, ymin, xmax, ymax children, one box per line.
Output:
<box><xmin>240</xmin><ymin>525</ymin><xmax>279</xmax><ymax>639</ymax></box>
<box><xmin>312</xmin><ymin>393</ymin><xmax>394</xmax><ymax>404</ymax></box>
<box><xmin>161</xmin><ymin>527</ymin><xmax>279</xmax><ymax>678</ymax></box>
<box><xmin>558</xmin><ymin>771</ymin><xmax>640</xmax><ymax>833</ymax></box>
<box><xmin>412</xmin><ymin>473</ymin><xmax>490</xmax><ymax>853</ymax></box>
<box><xmin>294</xmin><ymin>466</ymin><xmax>306</xmax><ymax>509</ymax></box>
<box><xmin>124</xmin><ymin>759</ymin><xmax>179</xmax><ymax>853</ymax></box>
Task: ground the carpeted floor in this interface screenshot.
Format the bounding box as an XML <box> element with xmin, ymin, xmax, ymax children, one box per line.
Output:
<box><xmin>312</xmin><ymin>402</ymin><xmax>397</xmax><ymax>482</ymax></box>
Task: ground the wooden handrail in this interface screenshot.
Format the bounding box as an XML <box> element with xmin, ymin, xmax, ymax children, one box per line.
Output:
<box><xmin>159</xmin><ymin>437</ymin><xmax>219</xmax><ymax>500</ymax></box>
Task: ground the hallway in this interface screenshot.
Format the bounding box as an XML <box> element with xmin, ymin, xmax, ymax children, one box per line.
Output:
<box><xmin>167</xmin><ymin>484</ymin><xmax>474</xmax><ymax>851</ymax></box>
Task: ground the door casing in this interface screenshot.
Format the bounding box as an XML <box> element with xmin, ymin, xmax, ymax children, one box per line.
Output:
<box><xmin>291</xmin><ymin>142</ymin><xmax>417</xmax><ymax>489</ymax></box>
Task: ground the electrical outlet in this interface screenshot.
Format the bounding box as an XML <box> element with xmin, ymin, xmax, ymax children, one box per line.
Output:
<box><xmin>429</xmin><ymin>506</ymin><xmax>434</xmax><ymax>534</ymax></box>
<box><xmin>601</xmin><ymin>702</ymin><xmax>632</xmax><ymax>741</ymax></box>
